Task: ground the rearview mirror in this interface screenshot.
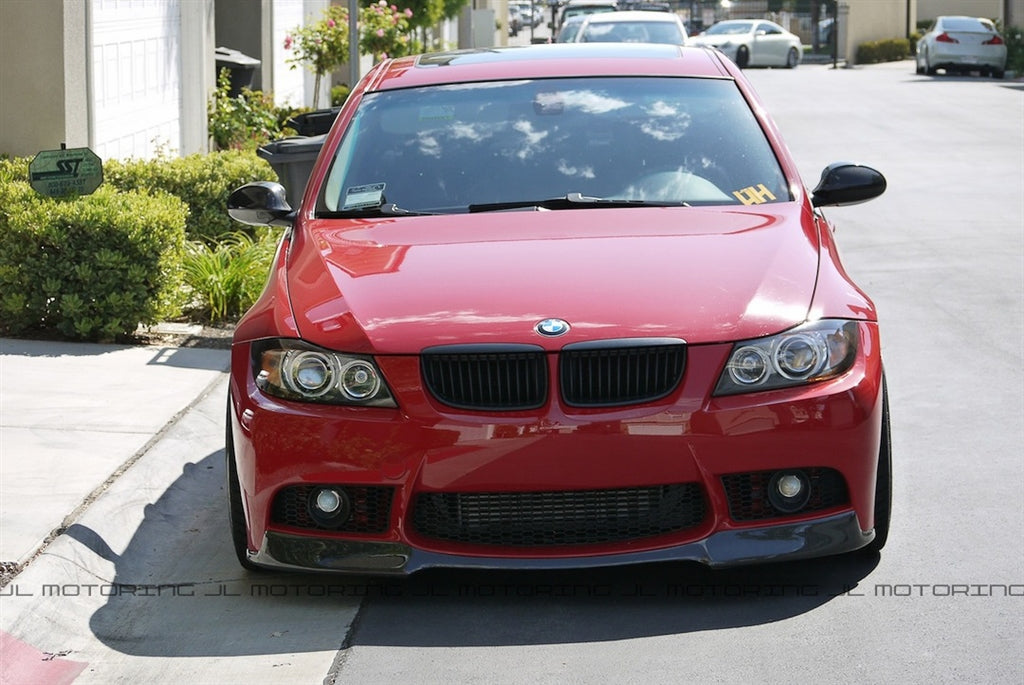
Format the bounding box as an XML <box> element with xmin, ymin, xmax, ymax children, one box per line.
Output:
<box><xmin>811</xmin><ymin>163</ymin><xmax>887</xmax><ymax>207</ymax></box>
<box><xmin>227</xmin><ymin>181</ymin><xmax>295</xmax><ymax>227</ymax></box>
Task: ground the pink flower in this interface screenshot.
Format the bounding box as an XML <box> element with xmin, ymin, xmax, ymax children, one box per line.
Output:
<box><xmin>376</xmin><ymin>28</ymin><xmax>385</xmax><ymax>37</ymax></box>
<box><xmin>284</xmin><ymin>35</ymin><xmax>293</xmax><ymax>49</ymax></box>
<box><xmin>404</xmin><ymin>8</ymin><xmax>412</xmax><ymax>17</ymax></box>
<box><xmin>390</xmin><ymin>5</ymin><xmax>397</xmax><ymax>10</ymax></box>
<box><xmin>327</xmin><ymin>19</ymin><xmax>336</xmax><ymax>28</ymax></box>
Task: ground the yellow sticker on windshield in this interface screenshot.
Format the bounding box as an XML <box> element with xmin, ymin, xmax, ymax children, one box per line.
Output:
<box><xmin>732</xmin><ymin>184</ymin><xmax>777</xmax><ymax>205</ymax></box>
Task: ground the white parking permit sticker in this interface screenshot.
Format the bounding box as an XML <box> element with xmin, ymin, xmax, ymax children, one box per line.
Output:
<box><xmin>343</xmin><ymin>183</ymin><xmax>386</xmax><ymax>210</ymax></box>
<box><xmin>420</xmin><ymin>105</ymin><xmax>454</xmax><ymax>121</ymax></box>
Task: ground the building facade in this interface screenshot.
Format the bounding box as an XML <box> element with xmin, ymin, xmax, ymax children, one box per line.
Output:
<box><xmin>3</xmin><ymin>0</ymin><xmax>1014</xmax><ymax>163</ymax></box>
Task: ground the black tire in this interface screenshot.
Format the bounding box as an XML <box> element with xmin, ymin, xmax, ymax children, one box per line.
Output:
<box><xmin>992</xmin><ymin>68</ymin><xmax>1005</xmax><ymax>79</ymax></box>
<box><xmin>786</xmin><ymin>47</ymin><xmax>799</xmax><ymax>69</ymax></box>
<box><xmin>915</xmin><ymin>59</ymin><xmax>925</xmax><ymax>75</ymax></box>
<box><xmin>226</xmin><ymin>394</ymin><xmax>263</xmax><ymax>571</ymax></box>
<box><xmin>865</xmin><ymin>377</ymin><xmax>891</xmax><ymax>553</ymax></box>
<box><xmin>735</xmin><ymin>45</ymin><xmax>750</xmax><ymax>69</ymax></box>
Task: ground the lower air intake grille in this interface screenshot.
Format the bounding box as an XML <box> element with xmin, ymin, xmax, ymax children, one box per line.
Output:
<box><xmin>412</xmin><ymin>483</ymin><xmax>705</xmax><ymax>546</ymax></box>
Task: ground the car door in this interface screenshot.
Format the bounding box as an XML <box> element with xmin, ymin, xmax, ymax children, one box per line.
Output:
<box><xmin>753</xmin><ymin>22</ymin><xmax>788</xmax><ymax>65</ymax></box>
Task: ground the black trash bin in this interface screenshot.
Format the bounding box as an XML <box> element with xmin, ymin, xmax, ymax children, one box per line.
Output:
<box><xmin>215</xmin><ymin>46</ymin><xmax>261</xmax><ymax>96</ymax></box>
<box><xmin>286</xmin><ymin>108</ymin><xmax>342</xmax><ymax>136</ymax></box>
<box><xmin>257</xmin><ymin>135</ymin><xmax>327</xmax><ymax>206</ymax></box>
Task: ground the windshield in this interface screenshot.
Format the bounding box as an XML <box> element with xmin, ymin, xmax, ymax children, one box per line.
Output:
<box><xmin>706</xmin><ymin>22</ymin><xmax>753</xmax><ymax>35</ymax></box>
<box><xmin>941</xmin><ymin>17</ymin><xmax>995</xmax><ymax>32</ymax></box>
<box><xmin>580</xmin><ymin>21</ymin><xmax>684</xmax><ymax>44</ymax></box>
<box><xmin>320</xmin><ymin>76</ymin><xmax>789</xmax><ymax>215</ymax></box>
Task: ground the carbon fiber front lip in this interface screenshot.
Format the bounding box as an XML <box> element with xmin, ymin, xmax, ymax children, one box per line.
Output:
<box><xmin>249</xmin><ymin>510</ymin><xmax>872</xmax><ymax>575</ymax></box>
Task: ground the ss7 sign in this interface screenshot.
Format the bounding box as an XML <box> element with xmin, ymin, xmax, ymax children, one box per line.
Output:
<box><xmin>29</xmin><ymin>146</ymin><xmax>103</xmax><ymax>197</ymax></box>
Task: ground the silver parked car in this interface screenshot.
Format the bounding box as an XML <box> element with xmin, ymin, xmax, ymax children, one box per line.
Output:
<box><xmin>916</xmin><ymin>15</ymin><xmax>1007</xmax><ymax>78</ymax></box>
<box><xmin>688</xmin><ymin>19</ymin><xmax>802</xmax><ymax>69</ymax></box>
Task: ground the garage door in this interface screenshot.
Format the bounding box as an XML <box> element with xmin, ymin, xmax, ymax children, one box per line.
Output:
<box><xmin>91</xmin><ymin>0</ymin><xmax>181</xmax><ymax>160</ymax></box>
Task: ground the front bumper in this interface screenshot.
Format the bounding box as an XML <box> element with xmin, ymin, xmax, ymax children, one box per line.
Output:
<box><xmin>250</xmin><ymin>511</ymin><xmax>872</xmax><ymax>574</ymax></box>
<box><xmin>229</xmin><ymin>323</ymin><xmax>884</xmax><ymax>575</ymax></box>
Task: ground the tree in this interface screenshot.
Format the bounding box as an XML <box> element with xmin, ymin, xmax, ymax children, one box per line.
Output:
<box><xmin>284</xmin><ymin>5</ymin><xmax>350</xmax><ymax>108</ymax></box>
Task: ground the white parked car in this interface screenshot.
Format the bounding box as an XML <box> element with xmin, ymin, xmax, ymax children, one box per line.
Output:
<box><xmin>688</xmin><ymin>19</ymin><xmax>802</xmax><ymax>68</ymax></box>
<box><xmin>557</xmin><ymin>0</ymin><xmax>619</xmax><ymax>30</ymax></box>
<box><xmin>573</xmin><ymin>10</ymin><xmax>688</xmax><ymax>46</ymax></box>
<box><xmin>916</xmin><ymin>15</ymin><xmax>1007</xmax><ymax>78</ymax></box>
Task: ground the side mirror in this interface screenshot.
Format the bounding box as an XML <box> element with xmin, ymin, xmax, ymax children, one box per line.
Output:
<box><xmin>227</xmin><ymin>181</ymin><xmax>295</xmax><ymax>227</ymax></box>
<box><xmin>811</xmin><ymin>162</ymin><xmax>887</xmax><ymax>207</ymax></box>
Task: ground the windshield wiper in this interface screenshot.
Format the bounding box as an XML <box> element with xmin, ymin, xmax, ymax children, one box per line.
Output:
<box><xmin>324</xmin><ymin>203</ymin><xmax>439</xmax><ymax>218</ymax></box>
<box><xmin>467</xmin><ymin>193</ymin><xmax>690</xmax><ymax>213</ymax></box>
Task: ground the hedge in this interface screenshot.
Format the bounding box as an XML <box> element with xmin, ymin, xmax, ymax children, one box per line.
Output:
<box><xmin>856</xmin><ymin>39</ymin><xmax>911</xmax><ymax>64</ymax></box>
<box><xmin>104</xmin><ymin>150</ymin><xmax>277</xmax><ymax>241</ymax></box>
<box><xmin>0</xmin><ymin>166</ymin><xmax>187</xmax><ymax>341</ymax></box>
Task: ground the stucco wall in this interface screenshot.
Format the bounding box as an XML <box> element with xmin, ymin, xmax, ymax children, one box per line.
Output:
<box><xmin>842</xmin><ymin>0</ymin><xmax>919</xmax><ymax>64</ymax></box>
<box><xmin>918</xmin><ymin>0</ymin><xmax>1002</xmax><ymax>22</ymax></box>
<box><xmin>0</xmin><ymin>0</ymin><xmax>88</xmax><ymax>158</ymax></box>
<box><xmin>216</xmin><ymin>0</ymin><xmax>270</xmax><ymax>90</ymax></box>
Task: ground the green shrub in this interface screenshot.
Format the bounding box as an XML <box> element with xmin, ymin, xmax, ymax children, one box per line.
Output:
<box><xmin>104</xmin><ymin>150</ymin><xmax>277</xmax><ymax>241</ymax></box>
<box><xmin>1005</xmin><ymin>26</ymin><xmax>1024</xmax><ymax>73</ymax></box>
<box><xmin>0</xmin><ymin>156</ymin><xmax>29</xmax><ymax>184</ymax></box>
<box><xmin>908</xmin><ymin>31</ymin><xmax>921</xmax><ymax>56</ymax></box>
<box><xmin>181</xmin><ymin>229</ymin><xmax>280</xmax><ymax>324</ymax></box>
<box><xmin>0</xmin><ymin>167</ymin><xmax>187</xmax><ymax>341</ymax></box>
<box><xmin>208</xmin><ymin>68</ymin><xmax>285</xmax><ymax>151</ymax></box>
<box><xmin>331</xmin><ymin>84</ymin><xmax>351</xmax><ymax>107</ymax></box>
<box><xmin>856</xmin><ymin>38</ymin><xmax>910</xmax><ymax>64</ymax></box>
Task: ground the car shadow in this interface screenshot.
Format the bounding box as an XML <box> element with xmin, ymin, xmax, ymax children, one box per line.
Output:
<box><xmin>349</xmin><ymin>553</ymin><xmax>877</xmax><ymax>647</ymax></box>
<box><xmin>86</xmin><ymin>448</ymin><xmax>877</xmax><ymax>656</ymax></box>
<box><xmin>0</xmin><ymin>338</ymin><xmax>228</xmax><ymax>372</ymax></box>
<box><xmin>144</xmin><ymin>346</ymin><xmax>229</xmax><ymax>371</ymax></box>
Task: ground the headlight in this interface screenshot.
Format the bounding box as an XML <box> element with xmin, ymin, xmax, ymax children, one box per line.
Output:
<box><xmin>252</xmin><ymin>339</ymin><xmax>397</xmax><ymax>407</ymax></box>
<box><xmin>713</xmin><ymin>319</ymin><xmax>859</xmax><ymax>396</ymax></box>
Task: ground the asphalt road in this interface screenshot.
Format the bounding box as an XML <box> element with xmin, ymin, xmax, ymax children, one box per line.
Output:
<box><xmin>1</xmin><ymin>60</ymin><xmax>1021</xmax><ymax>684</ymax></box>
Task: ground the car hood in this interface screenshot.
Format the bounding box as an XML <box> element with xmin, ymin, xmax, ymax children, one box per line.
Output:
<box><xmin>287</xmin><ymin>204</ymin><xmax>820</xmax><ymax>354</ymax></box>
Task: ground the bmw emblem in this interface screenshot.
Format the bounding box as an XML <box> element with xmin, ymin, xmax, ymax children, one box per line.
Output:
<box><xmin>536</xmin><ymin>318</ymin><xmax>570</xmax><ymax>337</ymax></box>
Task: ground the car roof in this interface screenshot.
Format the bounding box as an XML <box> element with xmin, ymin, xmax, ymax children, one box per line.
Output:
<box><xmin>365</xmin><ymin>44</ymin><xmax>730</xmax><ymax>91</ymax></box>
<box><xmin>583</xmin><ymin>10</ymin><xmax>683</xmax><ymax>23</ymax></box>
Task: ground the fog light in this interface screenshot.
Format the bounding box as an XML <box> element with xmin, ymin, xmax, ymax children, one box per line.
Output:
<box><xmin>768</xmin><ymin>471</ymin><xmax>811</xmax><ymax>513</ymax></box>
<box><xmin>307</xmin><ymin>486</ymin><xmax>351</xmax><ymax>528</ymax></box>
<box><xmin>777</xmin><ymin>474</ymin><xmax>803</xmax><ymax>498</ymax></box>
<box><xmin>316</xmin><ymin>489</ymin><xmax>342</xmax><ymax>513</ymax></box>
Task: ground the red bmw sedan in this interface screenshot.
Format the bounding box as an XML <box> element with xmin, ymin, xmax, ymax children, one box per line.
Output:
<box><xmin>226</xmin><ymin>43</ymin><xmax>890</xmax><ymax>575</ymax></box>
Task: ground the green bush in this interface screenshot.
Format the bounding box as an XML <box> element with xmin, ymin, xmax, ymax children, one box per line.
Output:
<box><xmin>908</xmin><ymin>31</ymin><xmax>921</xmax><ymax>56</ymax></box>
<box><xmin>182</xmin><ymin>229</ymin><xmax>280</xmax><ymax>324</ymax></box>
<box><xmin>0</xmin><ymin>165</ymin><xmax>187</xmax><ymax>341</ymax></box>
<box><xmin>208</xmin><ymin>68</ymin><xmax>285</xmax><ymax>151</ymax></box>
<box><xmin>856</xmin><ymin>38</ymin><xmax>910</xmax><ymax>64</ymax></box>
<box><xmin>331</xmin><ymin>84</ymin><xmax>351</xmax><ymax>107</ymax></box>
<box><xmin>104</xmin><ymin>150</ymin><xmax>277</xmax><ymax>241</ymax></box>
<box><xmin>1005</xmin><ymin>26</ymin><xmax>1024</xmax><ymax>73</ymax></box>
